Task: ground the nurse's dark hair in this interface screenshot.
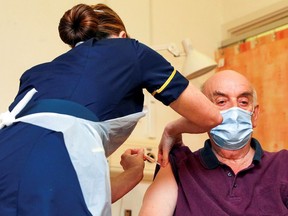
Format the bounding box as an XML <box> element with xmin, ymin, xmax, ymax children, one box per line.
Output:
<box><xmin>58</xmin><ymin>3</ymin><xmax>128</xmax><ymax>47</ymax></box>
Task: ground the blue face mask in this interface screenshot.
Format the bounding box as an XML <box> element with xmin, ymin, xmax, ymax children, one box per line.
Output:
<box><xmin>210</xmin><ymin>107</ymin><xmax>253</xmax><ymax>150</ymax></box>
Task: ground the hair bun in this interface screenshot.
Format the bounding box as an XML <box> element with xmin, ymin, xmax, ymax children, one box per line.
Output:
<box><xmin>58</xmin><ymin>4</ymin><xmax>98</xmax><ymax>47</ymax></box>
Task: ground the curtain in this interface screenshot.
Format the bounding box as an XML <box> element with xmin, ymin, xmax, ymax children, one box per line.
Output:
<box><xmin>215</xmin><ymin>28</ymin><xmax>288</xmax><ymax>151</ymax></box>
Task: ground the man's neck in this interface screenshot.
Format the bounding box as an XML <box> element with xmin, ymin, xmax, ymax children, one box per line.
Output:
<box><xmin>212</xmin><ymin>144</ymin><xmax>255</xmax><ymax>174</ymax></box>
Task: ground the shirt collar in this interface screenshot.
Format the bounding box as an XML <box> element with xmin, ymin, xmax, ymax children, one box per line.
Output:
<box><xmin>199</xmin><ymin>138</ymin><xmax>263</xmax><ymax>169</ymax></box>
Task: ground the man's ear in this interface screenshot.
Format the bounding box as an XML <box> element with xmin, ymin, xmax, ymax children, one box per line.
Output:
<box><xmin>251</xmin><ymin>105</ymin><xmax>259</xmax><ymax>128</ymax></box>
<box><xmin>118</xmin><ymin>31</ymin><xmax>127</xmax><ymax>38</ymax></box>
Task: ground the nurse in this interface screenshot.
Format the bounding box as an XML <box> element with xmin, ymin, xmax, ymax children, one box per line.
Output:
<box><xmin>0</xmin><ymin>3</ymin><xmax>222</xmax><ymax>216</ymax></box>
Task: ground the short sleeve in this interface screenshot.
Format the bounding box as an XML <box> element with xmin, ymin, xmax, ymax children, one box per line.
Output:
<box><xmin>134</xmin><ymin>40</ymin><xmax>189</xmax><ymax>106</ymax></box>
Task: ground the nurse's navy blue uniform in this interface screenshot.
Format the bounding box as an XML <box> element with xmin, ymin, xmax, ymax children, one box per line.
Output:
<box><xmin>0</xmin><ymin>38</ymin><xmax>188</xmax><ymax>216</ymax></box>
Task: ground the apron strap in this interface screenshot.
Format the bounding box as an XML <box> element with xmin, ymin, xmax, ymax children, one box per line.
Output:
<box><xmin>0</xmin><ymin>88</ymin><xmax>37</xmax><ymax>129</ymax></box>
<box><xmin>17</xmin><ymin>99</ymin><xmax>99</xmax><ymax>121</ymax></box>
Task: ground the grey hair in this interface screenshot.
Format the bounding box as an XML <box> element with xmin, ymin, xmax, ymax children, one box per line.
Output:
<box><xmin>252</xmin><ymin>87</ymin><xmax>258</xmax><ymax>106</ymax></box>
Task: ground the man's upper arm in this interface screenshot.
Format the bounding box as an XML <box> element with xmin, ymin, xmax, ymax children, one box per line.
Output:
<box><xmin>139</xmin><ymin>163</ymin><xmax>178</xmax><ymax>216</ymax></box>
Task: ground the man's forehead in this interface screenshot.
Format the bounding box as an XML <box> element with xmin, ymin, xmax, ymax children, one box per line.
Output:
<box><xmin>204</xmin><ymin>80</ymin><xmax>253</xmax><ymax>99</ymax></box>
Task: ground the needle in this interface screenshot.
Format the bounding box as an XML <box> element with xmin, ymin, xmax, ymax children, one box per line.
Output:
<box><xmin>144</xmin><ymin>154</ymin><xmax>161</xmax><ymax>166</ymax></box>
<box><xmin>144</xmin><ymin>154</ymin><xmax>156</xmax><ymax>163</ymax></box>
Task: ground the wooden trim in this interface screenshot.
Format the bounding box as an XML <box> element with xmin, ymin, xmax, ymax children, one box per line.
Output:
<box><xmin>221</xmin><ymin>1</ymin><xmax>288</xmax><ymax>47</ymax></box>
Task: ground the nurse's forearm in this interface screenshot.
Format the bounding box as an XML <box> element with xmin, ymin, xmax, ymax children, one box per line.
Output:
<box><xmin>165</xmin><ymin>117</ymin><xmax>208</xmax><ymax>136</ymax></box>
<box><xmin>110</xmin><ymin>166</ymin><xmax>144</xmax><ymax>203</ymax></box>
<box><xmin>170</xmin><ymin>83</ymin><xmax>222</xmax><ymax>131</ymax></box>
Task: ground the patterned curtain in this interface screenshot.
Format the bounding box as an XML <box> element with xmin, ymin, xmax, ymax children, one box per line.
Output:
<box><xmin>215</xmin><ymin>28</ymin><xmax>288</xmax><ymax>151</ymax></box>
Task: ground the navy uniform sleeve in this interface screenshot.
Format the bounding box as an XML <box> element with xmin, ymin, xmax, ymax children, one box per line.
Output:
<box><xmin>134</xmin><ymin>40</ymin><xmax>189</xmax><ymax>106</ymax></box>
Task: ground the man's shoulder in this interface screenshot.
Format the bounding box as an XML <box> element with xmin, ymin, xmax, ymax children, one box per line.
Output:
<box><xmin>262</xmin><ymin>149</ymin><xmax>288</xmax><ymax>161</ymax></box>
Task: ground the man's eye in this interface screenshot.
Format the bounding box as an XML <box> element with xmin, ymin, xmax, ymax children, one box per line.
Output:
<box><xmin>216</xmin><ymin>100</ymin><xmax>226</xmax><ymax>105</ymax></box>
<box><xmin>239</xmin><ymin>100</ymin><xmax>249</xmax><ymax>106</ymax></box>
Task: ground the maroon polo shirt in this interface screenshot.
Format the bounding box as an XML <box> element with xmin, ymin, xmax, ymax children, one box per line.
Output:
<box><xmin>164</xmin><ymin>138</ymin><xmax>288</xmax><ymax>215</ymax></box>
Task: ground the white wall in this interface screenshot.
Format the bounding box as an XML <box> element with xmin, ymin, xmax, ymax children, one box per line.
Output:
<box><xmin>151</xmin><ymin>0</ymin><xmax>223</xmax><ymax>56</ymax></box>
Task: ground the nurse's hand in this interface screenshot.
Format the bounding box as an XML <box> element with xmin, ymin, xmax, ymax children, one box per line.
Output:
<box><xmin>158</xmin><ymin>129</ymin><xmax>183</xmax><ymax>167</ymax></box>
<box><xmin>157</xmin><ymin>115</ymin><xmax>210</xmax><ymax>167</ymax></box>
<box><xmin>120</xmin><ymin>148</ymin><xmax>145</xmax><ymax>172</ymax></box>
<box><xmin>111</xmin><ymin>148</ymin><xmax>145</xmax><ymax>203</ymax></box>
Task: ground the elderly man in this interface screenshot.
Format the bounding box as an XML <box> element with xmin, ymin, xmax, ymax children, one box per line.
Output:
<box><xmin>139</xmin><ymin>70</ymin><xmax>288</xmax><ymax>216</ymax></box>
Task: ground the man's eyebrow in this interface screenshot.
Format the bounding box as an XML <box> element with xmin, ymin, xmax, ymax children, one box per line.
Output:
<box><xmin>212</xmin><ymin>90</ymin><xmax>253</xmax><ymax>97</ymax></box>
<box><xmin>239</xmin><ymin>91</ymin><xmax>254</xmax><ymax>98</ymax></box>
<box><xmin>212</xmin><ymin>90</ymin><xmax>226</xmax><ymax>97</ymax></box>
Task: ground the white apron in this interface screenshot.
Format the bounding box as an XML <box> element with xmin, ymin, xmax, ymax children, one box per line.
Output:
<box><xmin>0</xmin><ymin>88</ymin><xmax>145</xmax><ymax>216</ymax></box>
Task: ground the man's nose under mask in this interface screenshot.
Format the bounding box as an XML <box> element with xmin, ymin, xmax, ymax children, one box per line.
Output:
<box><xmin>210</xmin><ymin>107</ymin><xmax>253</xmax><ymax>150</ymax></box>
